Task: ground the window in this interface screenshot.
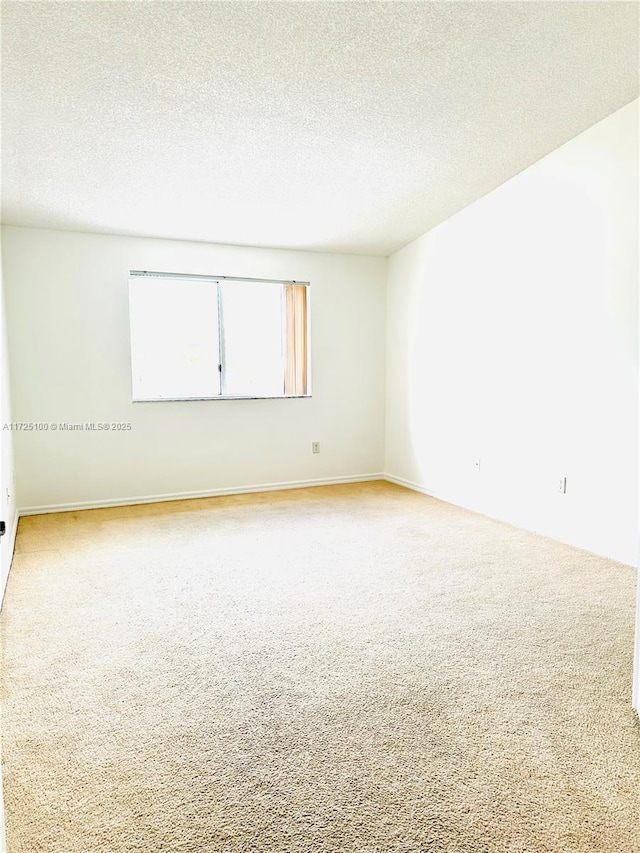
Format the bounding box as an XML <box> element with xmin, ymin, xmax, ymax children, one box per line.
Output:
<box><xmin>128</xmin><ymin>272</ymin><xmax>310</xmax><ymax>401</ymax></box>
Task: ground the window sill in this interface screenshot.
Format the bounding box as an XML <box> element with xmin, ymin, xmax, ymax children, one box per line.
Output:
<box><xmin>132</xmin><ymin>394</ymin><xmax>312</xmax><ymax>402</ymax></box>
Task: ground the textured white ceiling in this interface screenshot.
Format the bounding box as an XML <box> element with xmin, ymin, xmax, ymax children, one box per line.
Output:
<box><xmin>1</xmin><ymin>1</ymin><xmax>638</xmax><ymax>256</ymax></box>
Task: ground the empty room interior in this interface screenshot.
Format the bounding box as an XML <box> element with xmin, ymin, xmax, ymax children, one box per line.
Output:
<box><xmin>0</xmin><ymin>2</ymin><xmax>639</xmax><ymax>851</ymax></box>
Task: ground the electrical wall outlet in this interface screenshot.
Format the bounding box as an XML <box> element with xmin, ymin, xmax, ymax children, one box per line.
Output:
<box><xmin>312</xmin><ymin>442</ymin><xmax>320</xmax><ymax>454</ymax></box>
<box><xmin>558</xmin><ymin>477</ymin><xmax>567</xmax><ymax>494</ymax></box>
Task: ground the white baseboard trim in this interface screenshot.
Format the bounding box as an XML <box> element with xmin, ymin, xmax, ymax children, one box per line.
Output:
<box><xmin>8</xmin><ymin>510</ymin><xmax>19</xmax><ymax>559</ymax></box>
<box><xmin>383</xmin><ymin>473</ymin><xmax>437</xmax><ymax>497</ymax></box>
<box><xmin>383</xmin><ymin>473</ymin><xmax>481</xmax><ymax>515</ymax></box>
<box><xmin>18</xmin><ymin>473</ymin><xmax>386</xmax><ymax>517</ymax></box>
<box><xmin>0</xmin><ymin>511</ymin><xmax>20</xmax><ymax>609</ymax></box>
<box><xmin>385</xmin><ymin>473</ymin><xmax>639</xmax><ymax>568</ymax></box>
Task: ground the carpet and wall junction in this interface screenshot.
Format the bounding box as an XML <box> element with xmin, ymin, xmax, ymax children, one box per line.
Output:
<box><xmin>1</xmin><ymin>481</ymin><xmax>638</xmax><ymax>852</ymax></box>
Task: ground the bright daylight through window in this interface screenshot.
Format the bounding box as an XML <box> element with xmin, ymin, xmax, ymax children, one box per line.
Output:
<box><xmin>128</xmin><ymin>272</ymin><xmax>310</xmax><ymax>401</ymax></box>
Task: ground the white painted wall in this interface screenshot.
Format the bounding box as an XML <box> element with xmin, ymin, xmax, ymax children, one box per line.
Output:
<box><xmin>0</xmin><ymin>232</ymin><xmax>15</xmax><ymax>853</ymax></box>
<box><xmin>2</xmin><ymin>228</ymin><xmax>387</xmax><ymax>510</ymax></box>
<box><xmin>385</xmin><ymin>99</ymin><xmax>639</xmax><ymax>567</ymax></box>
<box><xmin>0</xmin><ymin>233</ymin><xmax>17</xmax><ymax>601</ymax></box>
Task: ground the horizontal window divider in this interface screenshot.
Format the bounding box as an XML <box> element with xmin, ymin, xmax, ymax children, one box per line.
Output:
<box><xmin>130</xmin><ymin>270</ymin><xmax>309</xmax><ymax>286</ymax></box>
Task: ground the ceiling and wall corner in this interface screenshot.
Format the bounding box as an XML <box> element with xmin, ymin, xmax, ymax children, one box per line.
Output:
<box><xmin>1</xmin><ymin>1</ymin><xmax>638</xmax><ymax>256</ymax></box>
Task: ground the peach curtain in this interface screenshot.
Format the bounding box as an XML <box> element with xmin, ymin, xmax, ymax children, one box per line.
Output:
<box><xmin>284</xmin><ymin>284</ymin><xmax>308</xmax><ymax>395</ymax></box>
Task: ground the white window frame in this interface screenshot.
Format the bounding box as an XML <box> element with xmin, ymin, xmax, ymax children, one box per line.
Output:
<box><xmin>128</xmin><ymin>270</ymin><xmax>312</xmax><ymax>402</ymax></box>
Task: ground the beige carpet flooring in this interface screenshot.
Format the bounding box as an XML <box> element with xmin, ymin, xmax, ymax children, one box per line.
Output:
<box><xmin>1</xmin><ymin>481</ymin><xmax>639</xmax><ymax>852</ymax></box>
